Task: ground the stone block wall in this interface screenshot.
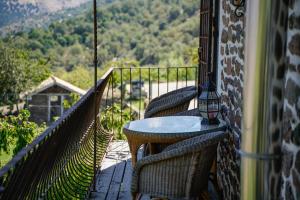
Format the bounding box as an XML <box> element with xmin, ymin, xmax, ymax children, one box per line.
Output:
<box><xmin>281</xmin><ymin>0</ymin><xmax>300</xmax><ymax>199</ymax></box>
<box><xmin>216</xmin><ymin>0</ymin><xmax>244</xmax><ymax>199</ymax></box>
<box><xmin>215</xmin><ymin>0</ymin><xmax>299</xmax><ymax>199</ymax></box>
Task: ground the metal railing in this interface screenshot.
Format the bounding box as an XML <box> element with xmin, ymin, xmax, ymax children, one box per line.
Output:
<box><xmin>0</xmin><ymin>66</ymin><xmax>197</xmax><ymax>199</ymax></box>
<box><xmin>109</xmin><ymin>66</ymin><xmax>198</xmax><ymax>121</ymax></box>
<box><xmin>0</xmin><ymin>69</ymin><xmax>113</xmax><ymax>199</ymax></box>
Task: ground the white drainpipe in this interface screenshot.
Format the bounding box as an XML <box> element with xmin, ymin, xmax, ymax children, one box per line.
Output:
<box><xmin>241</xmin><ymin>0</ymin><xmax>287</xmax><ymax>199</ymax></box>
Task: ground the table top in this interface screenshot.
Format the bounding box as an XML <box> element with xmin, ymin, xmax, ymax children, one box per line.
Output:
<box><xmin>124</xmin><ymin>116</ymin><xmax>226</xmax><ymax>138</ymax></box>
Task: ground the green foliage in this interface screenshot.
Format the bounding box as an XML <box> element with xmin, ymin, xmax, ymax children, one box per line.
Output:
<box><xmin>100</xmin><ymin>105</ymin><xmax>134</xmax><ymax>140</ymax></box>
<box><xmin>0</xmin><ymin>110</ymin><xmax>46</xmax><ymax>166</ymax></box>
<box><xmin>103</xmin><ymin>58</ymin><xmax>141</xmax><ymax>86</ymax></box>
<box><xmin>54</xmin><ymin>66</ymin><xmax>94</xmax><ymax>90</ymax></box>
<box><xmin>185</xmin><ymin>47</ymin><xmax>199</xmax><ymax>66</ymax></box>
<box><xmin>0</xmin><ymin>44</ymin><xmax>50</xmax><ymax>106</ymax></box>
<box><xmin>63</xmin><ymin>93</ymin><xmax>81</xmax><ymax>109</ymax></box>
<box><xmin>1</xmin><ymin>0</ymin><xmax>199</xmax><ymax>70</ymax></box>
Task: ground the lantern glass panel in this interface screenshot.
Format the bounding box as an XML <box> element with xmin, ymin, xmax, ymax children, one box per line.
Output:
<box><xmin>198</xmin><ymin>90</ymin><xmax>220</xmax><ymax>121</ymax></box>
<box><xmin>198</xmin><ymin>91</ymin><xmax>208</xmax><ymax>117</ymax></box>
<box><xmin>207</xmin><ymin>98</ymin><xmax>219</xmax><ymax>119</ymax></box>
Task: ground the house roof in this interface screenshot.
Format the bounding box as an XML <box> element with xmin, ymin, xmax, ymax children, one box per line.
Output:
<box><xmin>29</xmin><ymin>76</ymin><xmax>86</xmax><ymax>96</ymax></box>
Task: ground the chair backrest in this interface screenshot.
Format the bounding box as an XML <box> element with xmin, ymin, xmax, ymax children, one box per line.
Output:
<box><xmin>145</xmin><ymin>86</ymin><xmax>196</xmax><ymax>113</ymax></box>
<box><xmin>164</xmin><ymin>131</ymin><xmax>228</xmax><ymax>197</ymax></box>
<box><xmin>163</xmin><ymin>131</ymin><xmax>227</xmax><ymax>153</ymax></box>
<box><xmin>144</xmin><ymin>89</ymin><xmax>197</xmax><ymax>118</ymax></box>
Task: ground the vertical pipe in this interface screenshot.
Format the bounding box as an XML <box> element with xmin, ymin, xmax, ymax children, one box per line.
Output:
<box><xmin>195</xmin><ymin>66</ymin><xmax>198</xmax><ymax>109</ymax></box>
<box><xmin>148</xmin><ymin>67</ymin><xmax>151</xmax><ymax>101</ymax></box>
<box><xmin>139</xmin><ymin>68</ymin><xmax>142</xmax><ymax>119</ymax></box>
<box><xmin>148</xmin><ymin>68</ymin><xmax>151</xmax><ymax>100</ymax></box>
<box><xmin>129</xmin><ymin>68</ymin><xmax>132</xmax><ymax>120</ymax></box>
<box><xmin>185</xmin><ymin>67</ymin><xmax>188</xmax><ymax>87</ymax></box>
<box><xmin>92</xmin><ymin>0</ymin><xmax>97</xmax><ymax>191</ymax></box>
<box><xmin>157</xmin><ymin>68</ymin><xmax>160</xmax><ymax>96</ymax></box>
<box><xmin>120</xmin><ymin>68</ymin><xmax>123</xmax><ymax>124</ymax></box>
<box><xmin>241</xmin><ymin>0</ymin><xmax>287</xmax><ymax>199</ymax></box>
<box><xmin>167</xmin><ymin>67</ymin><xmax>169</xmax><ymax>92</ymax></box>
<box><xmin>198</xmin><ymin>1</ymin><xmax>201</xmax><ymax>98</ymax></box>
<box><xmin>176</xmin><ymin>68</ymin><xmax>179</xmax><ymax>89</ymax></box>
<box><xmin>212</xmin><ymin>0</ymin><xmax>219</xmax><ymax>84</ymax></box>
<box><xmin>111</xmin><ymin>71</ymin><xmax>114</xmax><ymax>136</ymax></box>
<box><xmin>195</xmin><ymin>1</ymin><xmax>204</xmax><ymax>108</ymax></box>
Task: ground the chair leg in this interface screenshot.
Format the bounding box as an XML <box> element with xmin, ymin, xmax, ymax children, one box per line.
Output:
<box><xmin>143</xmin><ymin>143</ymin><xmax>150</xmax><ymax>157</ymax></box>
<box><xmin>132</xmin><ymin>192</ymin><xmax>137</xmax><ymax>200</ymax></box>
<box><xmin>132</xmin><ymin>192</ymin><xmax>142</xmax><ymax>200</ymax></box>
<box><xmin>199</xmin><ymin>190</ymin><xmax>210</xmax><ymax>200</ymax></box>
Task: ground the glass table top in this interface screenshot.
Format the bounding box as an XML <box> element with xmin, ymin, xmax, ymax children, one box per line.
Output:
<box><xmin>125</xmin><ymin>116</ymin><xmax>226</xmax><ymax>134</ymax></box>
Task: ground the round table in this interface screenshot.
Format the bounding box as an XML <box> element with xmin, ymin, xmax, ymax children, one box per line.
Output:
<box><xmin>123</xmin><ymin>116</ymin><xmax>227</xmax><ymax>166</ymax></box>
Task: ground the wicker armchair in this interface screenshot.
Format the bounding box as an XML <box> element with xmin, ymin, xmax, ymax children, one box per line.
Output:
<box><xmin>131</xmin><ymin>131</ymin><xmax>227</xmax><ymax>200</ymax></box>
<box><xmin>144</xmin><ymin>86</ymin><xmax>197</xmax><ymax>118</ymax></box>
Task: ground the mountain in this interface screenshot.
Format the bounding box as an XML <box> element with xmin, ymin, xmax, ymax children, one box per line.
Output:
<box><xmin>18</xmin><ymin>0</ymin><xmax>90</xmax><ymax>12</ymax></box>
<box><xmin>1</xmin><ymin>0</ymin><xmax>199</xmax><ymax>69</ymax></box>
<box><xmin>0</xmin><ymin>0</ymin><xmax>92</xmax><ymax>28</ymax></box>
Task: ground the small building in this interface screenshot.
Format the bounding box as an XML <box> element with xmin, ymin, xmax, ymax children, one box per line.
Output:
<box><xmin>26</xmin><ymin>76</ymin><xmax>86</xmax><ymax>124</ymax></box>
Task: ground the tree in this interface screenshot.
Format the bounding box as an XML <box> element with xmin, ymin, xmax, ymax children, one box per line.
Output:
<box><xmin>168</xmin><ymin>8</ymin><xmax>181</xmax><ymax>22</ymax></box>
<box><xmin>63</xmin><ymin>93</ymin><xmax>81</xmax><ymax>110</ymax></box>
<box><xmin>0</xmin><ymin>44</ymin><xmax>50</xmax><ymax>107</ymax></box>
<box><xmin>0</xmin><ymin>110</ymin><xmax>46</xmax><ymax>166</ymax></box>
<box><xmin>100</xmin><ymin>105</ymin><xmax>134</xmax><ymax>140</ymax></box>
<box><xmin>54</xmin><ymin>66</ymin><xmax>93</xmax><ymax>90</ymax></box>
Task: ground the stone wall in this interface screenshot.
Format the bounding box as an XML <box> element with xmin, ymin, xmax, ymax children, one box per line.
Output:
<box><xmin>264</xmin><ymin>0</ymin><xmax>289</xmax><ymax>198</ymax></box>
<box><xmin>216</xmin><ymin>0</ymin><xmax>245</xmax><ymax>199</ymax></box>
<box><xmin>216</xmin><ymin>0</ymin><xmax>300</xmax><ymax>199</ymax></box>
<box><xmin>281</xmin><ymin>0</ymin><xmax>300</xmax><ymax>199</ymax></box>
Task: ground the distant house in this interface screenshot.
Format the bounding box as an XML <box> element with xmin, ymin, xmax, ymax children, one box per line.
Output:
<box><xmin>26</xmin><ymin>76</ymin><xmax>86</xmax><ymax>124</ymax></box>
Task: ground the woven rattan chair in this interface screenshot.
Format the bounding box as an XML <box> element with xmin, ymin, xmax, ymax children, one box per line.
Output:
<box><xmin>143</xmin><ymin>86</ymin><xmax>198</xmax><ymax>156</ymax></box>
<box><xmin>144</xmin><ymin>86</ymin><xmax>197</xmax><ymax>118</ymax></box>
<box><xmin>131</xmin><ymin>131</ymin><xmax>227</xmax><ymax>200</ymax></box>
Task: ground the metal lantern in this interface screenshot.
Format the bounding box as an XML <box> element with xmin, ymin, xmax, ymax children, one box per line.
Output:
<box><xmin>198</xmin><ymin>73</ymin><xmax>220</xmax><ymax>125</ymax></box>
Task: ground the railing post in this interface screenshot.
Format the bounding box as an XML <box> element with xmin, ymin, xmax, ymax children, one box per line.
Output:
<box><xmin>139</xmin><ymin>68</ymin><xmax>142</xmax><ymax>119</ymax></box>
<box><xmin>92</xmin><ymin>0</ymin><xmax>98</xmax><ymax>192</ymax></box>
<box><xmin>120</xmin><ymin>68</ymin><xmax>123</xmax><ymax>124</ymax></box>
<box><xmin>167</xmin><ymin>67</ymin><xmax>169</xmax><ymax>92</ymax></box>
<box><xmin>129</xmin><ymin>68</ymin><xmax>132</xmax><ymax>120</ymax></box>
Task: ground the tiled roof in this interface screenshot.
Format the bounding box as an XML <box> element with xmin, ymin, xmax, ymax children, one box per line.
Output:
<box><xmin>29</xmin><ymin>76</ymin><xmax>86</xmax><ymax>96</ymax></box>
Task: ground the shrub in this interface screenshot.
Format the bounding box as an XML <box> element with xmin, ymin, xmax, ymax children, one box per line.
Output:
<box><xmin>0</xmin><ymin>110</ymin><xmax>46</xmax><ymax>166</ymax></box>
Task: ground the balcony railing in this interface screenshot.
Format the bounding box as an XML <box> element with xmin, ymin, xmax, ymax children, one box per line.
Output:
<box><xmin>0</xmin><ymin>66</ymin><xmax>197</xmax><ymax>199</ymax></box>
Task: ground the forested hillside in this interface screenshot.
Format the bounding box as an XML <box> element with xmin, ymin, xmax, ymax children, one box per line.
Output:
<box><xmin>1</xmin><ymin>0</ymin><xmax>200</xmax><ymax>72</ymax></box>
<box><xmin>0</xmin><ymin>0</ymin><xmax>91</xmax><ymax>28</ymax></box>
<box><xmin>0</xmin><ymin>0</ymin><xmax>39</xmax><ymax>28</ymax></box>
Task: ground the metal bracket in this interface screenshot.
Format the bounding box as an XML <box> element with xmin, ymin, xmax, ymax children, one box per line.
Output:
<box><xmin>238</xmin><ymin>150</ymin><xmax>281</xmax><ymax>160</ymax></box>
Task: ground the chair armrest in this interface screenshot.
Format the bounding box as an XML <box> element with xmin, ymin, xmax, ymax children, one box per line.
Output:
<box><xmin>162</xmin><ymin>131</ymin><xmax>227</xmax><ymax>152</ymax></box>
